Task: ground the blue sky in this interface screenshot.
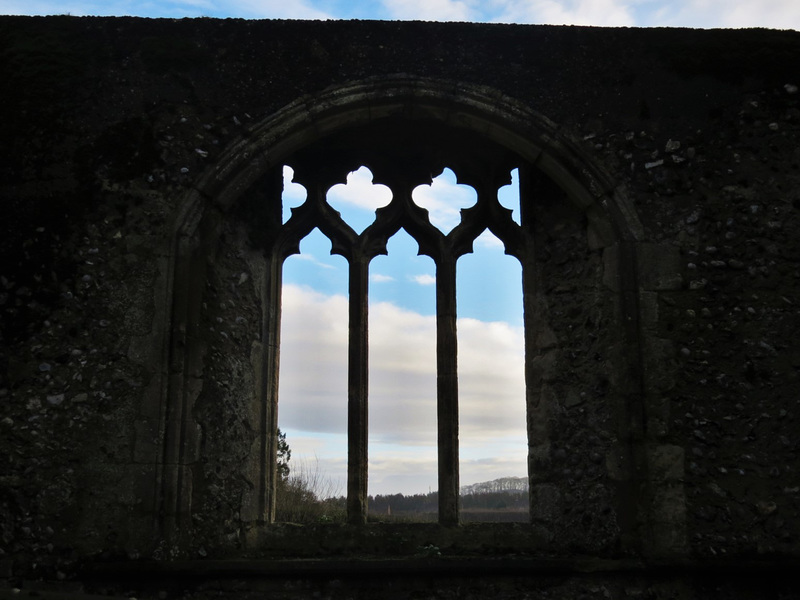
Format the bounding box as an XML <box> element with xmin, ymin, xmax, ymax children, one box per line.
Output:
<box><xmin>282</xmin><ymin>167</ymin><xmax>524</xmax><ymax>323</ymax></box>
<box><xmin>279</xmin><ymin>167</ymin><xmax>526</xmax><ymax>496</ymax></box>
<box><xmin>7</xmin><ymin>0</ymin><xmax>798</xmax><ymax>499</ymax></box>
<box><xmin>3</xmin><ymin>0</ymin><xmax>800</xmax><ymax>29</ymax></box>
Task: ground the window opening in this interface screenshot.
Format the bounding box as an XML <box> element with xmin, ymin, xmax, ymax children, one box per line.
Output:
<box><xmin>368</xmin><ymin>229</ymin><xmax>437</xmax><ymax>521</ymax></box>
<box><xmin>157</xmin><ymin>82</ymin><xmax>636</xmax><ymax>551</ymax></box>
<box><xmin>412</xmin><ymin>167</ymin><xmax>477</xmax><ymax>234</ymax></box>
<box><xmin>326</xmin><ymin>166</ymin><xmax>392</xmax><ymax>234</ymax></box>
<box><xmin>277</xmin><ymin>228</ymin><xmax>347</xmax><ymax>522</ymax></box>
<box><xmin>274</xmin><ymin>155</ymin><xmax>530</xmax><ymax>526</ymax></box>
<box><xmin>282</xmin><ymin>165</ymin><xmax>307</xmax><ymax>225</ymax></box>
<box><xmin>498</xmin><ymin>167</ymin><xmax>521</xmax><ymax>225</ymax></box>
<box><xmin>457</xmin><ymin>230</ymin><xmax>527</xmax><ymax>522</ymax></box>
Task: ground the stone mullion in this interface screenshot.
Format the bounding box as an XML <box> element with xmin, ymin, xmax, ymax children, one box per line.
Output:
<box><xmin>518</xmin><ymin>164</ymin><xmax>545</xmax><ymax>523</ymax></box>
<box><xmin>347</xmin><ymin>251</ymin><xmax>370</xmax><ymax>525</ymax></box>
<box><xmin>262</xmin><ymin>247</ymin><xmax>283</xmax><ymax>523</ymax></box>
<box><xmin>436</xmin><ymin>254</ymin><xmax>460</xmax><ymax>526</ymax></box>
<box><xmin>519</xmin><ymin>239</ymin><xmax>541</xmax><ymax>521</ymax></box>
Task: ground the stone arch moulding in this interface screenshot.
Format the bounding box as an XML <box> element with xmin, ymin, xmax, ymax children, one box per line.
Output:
<box><xmin>152</xmin><ymin>75</ymin><xmax>653</xmax><ymax>554</ymax></box>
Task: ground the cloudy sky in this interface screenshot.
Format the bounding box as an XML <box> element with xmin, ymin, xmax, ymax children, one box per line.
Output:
<box><xmin>279</xmin><ymin>168</ymin><xmax>526</xmax><ymax>496</ymax></box>
<box><xmin>3</xmin><ymin>0</ymin><xmax>800</xmax><ymax>29</ymax></box>
<box><xmin>6</xmin><ymin>0</ymin><xmax>797</xmax><ymax>498</ymax></box>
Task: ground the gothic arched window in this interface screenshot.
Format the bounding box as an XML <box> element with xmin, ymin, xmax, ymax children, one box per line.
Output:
<box><xmin>269</xmin><ymin>119</ymin><xmax>531</xmax><ymax>525</ymax></box>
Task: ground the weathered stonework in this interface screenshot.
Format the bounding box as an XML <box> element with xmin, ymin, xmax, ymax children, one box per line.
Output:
<box><xmin>1</xmin><ymin>15</ymin><xmax>800</xmax><ymax>598</ymax></box>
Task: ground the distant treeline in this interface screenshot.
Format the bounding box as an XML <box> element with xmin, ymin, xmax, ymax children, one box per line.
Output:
<box><xmin>368</xmin><ymin>488</ymin><xmax>528</xmax><ymax>515</ymax></box>
<box><xmin>459</xmin><ymin>476</ymin><xmax>528</xmax><ymax>496</ymax></box>
<box><xmin>317</xmin><ymin>477</ymin><xmax>530</xmax><ymax>520</ymax></box>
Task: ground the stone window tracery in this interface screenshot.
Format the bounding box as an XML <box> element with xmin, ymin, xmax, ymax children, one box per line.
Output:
<box><xmin>269</xmin><ymin>120</ymin><xmax>533</xmax><ymax>525</ymax></box>
<box><xmin>159</xmin><ymin>79</ymin><xmax>645</xmax><ymax>552</ymax></box>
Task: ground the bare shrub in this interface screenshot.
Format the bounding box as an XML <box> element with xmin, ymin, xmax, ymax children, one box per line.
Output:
<box><xmin>275</xmin><ymin>456</ymin><xmax>345</xmax><ymax>523</ymax></box>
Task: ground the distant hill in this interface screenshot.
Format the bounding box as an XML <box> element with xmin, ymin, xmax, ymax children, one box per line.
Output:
<box><xmin>460</xmin><ymin>476</ymin><xmax>528</xmax><ymax>496</ymax></box>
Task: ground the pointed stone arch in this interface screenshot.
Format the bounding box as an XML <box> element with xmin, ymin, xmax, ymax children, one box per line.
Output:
<box><xmin>151</xmin><ymin>76</ymin><xmax>653</xmax><ymax>553</ymax></box>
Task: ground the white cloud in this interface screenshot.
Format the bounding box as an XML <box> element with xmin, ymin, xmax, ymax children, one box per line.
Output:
<box><xmin>278</xmin><ymin>285</ymin><xmax>349</xmax><ymax>434</ymax></box>
<box><xmin>278</xmin><ymin>284</ymin><xmax>526</xmax><ymax>494</ymax></box>
<box><xmin>370</xmin><ymin>300</ymin><xmax>438</xmax><ymax>377</ymax></box>
<box><xmin>282</xmin><ymin>166</ymin><xmax>308</xmax><ymax>223</ymax></box>
<box><xmin>323</xmin><ymin>167</ymin><xmax>393</xmax><ymax>233</ymax></box>
<box><xmin>413</xmin><ymin>274</ymin><xmax>436</xmax><ymax>285</ymax></box>
<box><xmin>5</xmin><ymin>0</ymin><xmax>800</xmax><ymax>31</ymax></box>
<box><xmin>371</xmin><ymin>273</ymin><xmax>395</xmax><ymax>283</ymax></box>
<box><xmin>279</xmin><ymin>288</ymin><xmax>525</xmax><ymax>439</ymax></box>
<box><xmin>369</xmin><ymin>453</ymin><xmax>438</xmax><ymax>495</ymax></box>
<box><xmin>457</xmin><ymin>317</ymin><xmax>525</xmax><ymax>441</ymax></box>
<box><xmin>0</xmin><ymin>0</ymin><xmax>126</xmax><ymax>16</ymax></box>
<box><xmin>412</xmin><ymin>169</ymin><xmax>477</xmax><ymax>233</ymax></box>
<box><xmin>219</xmin><ymin>0</ymin><xmax>331</xmax><ymax>19</ymax></box>
<box><xmin>647</xmin><ymin>0</ymin><xmax>800</xmax><ymax>29</ymax></box>
<box><xmin>489</xmin><ymin>0</ymin><xmax>635</xmax><ymax>26</ymax></box>
<box><xmin>382</xmin><ymin>0</ymin><xmax>475</xmax><ymax>21</ymax></box>
<box><xmin>328</xmin><ymin>167</ymin><xmax>392</xmax><ymax>212</ymax></box>
<box><xmin>293</xmin><ymin>253</ymin><xmax>336</xmax><ymax>269</ymax></box>
<box><xmin>497</xmin><ymin>168</ymin><xmax>521</xmax><ymax>224</ymax></box>
<box><xmin>722</xmin><ymin>0</ymin><xmax>800</xmax><ymax>29</ymax></box>
<box><xmin>474</xmin><ymin>230</ymin><xmax>505</xmax><ymax>250</ymax></box>
<box><xmin>460</xmin><ymin>454</ymin><xmax>528</xmax><ymax>487</ymax></box>
<box><xmin>0</xmin><ymin>0</ymin><xmax>331</xmax><ymax>18</ymax></box>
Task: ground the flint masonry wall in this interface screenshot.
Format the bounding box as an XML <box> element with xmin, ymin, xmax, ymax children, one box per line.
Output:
<box><xmin>1</xmin><ymin>16</ymin><xmax>800</xmax><ymax>595</ymax></box>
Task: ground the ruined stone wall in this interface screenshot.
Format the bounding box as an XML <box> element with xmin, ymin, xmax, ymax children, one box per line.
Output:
<box><xmin>1</xmin><ymin>16</ymin><xmax>800</xmax><ymax>592</ymax></box>
<box><xmin>526</xmin><ymin>183</ymin><xmax>625</xmax><ymax>555</ymax></box>
<box><xmin>589</xmin><ymin>76</ymin><xmax>800</xmax><ymax>558</ymax></box>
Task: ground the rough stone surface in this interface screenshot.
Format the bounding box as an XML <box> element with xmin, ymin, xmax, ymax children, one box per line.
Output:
<box><xmin>2</xmin><ymin>15</ymin><xmax>800</xmax><ymax>598</ymax></box>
